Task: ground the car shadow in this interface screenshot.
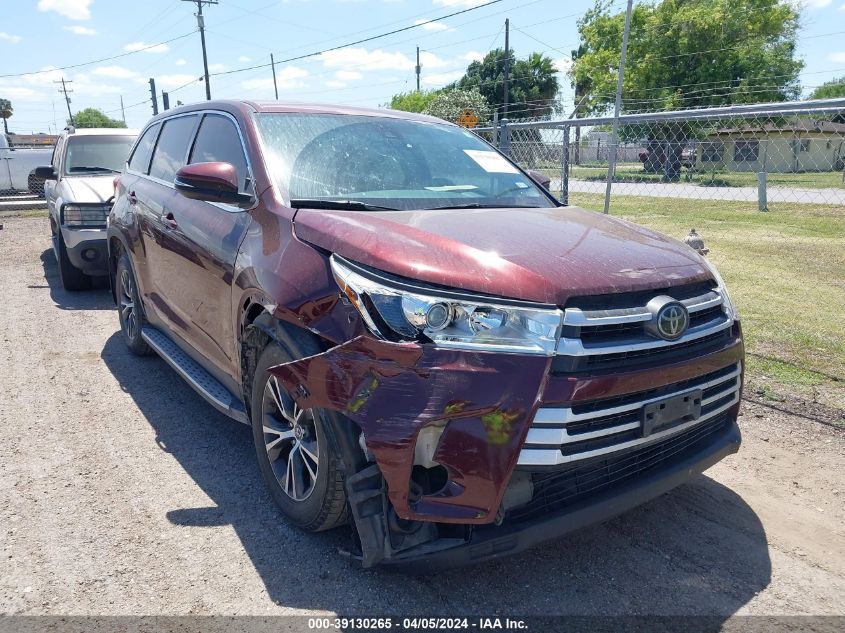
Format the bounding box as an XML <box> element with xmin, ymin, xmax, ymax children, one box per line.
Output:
<box><xmin>35</xmin><ymin>247</ymin><xmax>113</xmax><ymax>310</ymax></box>
<box><xmin>101</xmin><ymin>332</ymin><xmax>771</xmax><ymax>618</ymax></box>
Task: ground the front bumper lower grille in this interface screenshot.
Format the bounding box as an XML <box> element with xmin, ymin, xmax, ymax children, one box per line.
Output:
<box><xmin>508</xmin><ymin>411</ymin><xmax>733</xmax><ymax>524</ymax></box>
<box><xmin>518</xmin><ymin>362</ymin><xmax>741</xmax><ymax>467</ymax></box>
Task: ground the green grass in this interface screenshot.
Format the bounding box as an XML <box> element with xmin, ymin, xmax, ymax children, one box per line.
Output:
<box><xmin>568</xmin><ymin>192</ymin><xmax>845</xmax><ymax>407</ymax></box>
<box><xmin>536</xmin><ymin>163</ymin><xmax>845</xmax><ymax>189</ymax></box>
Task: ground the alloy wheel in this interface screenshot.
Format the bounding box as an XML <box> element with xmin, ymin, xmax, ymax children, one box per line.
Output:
<box><xmin>119</xmin><ymin>269</ymin><xmax>138</xmax><ymax>341</ymax></box>
<box><xmin>262</xmin><ymin>375</ymin><xmax>320</xmax><ymax>501</ymax></box>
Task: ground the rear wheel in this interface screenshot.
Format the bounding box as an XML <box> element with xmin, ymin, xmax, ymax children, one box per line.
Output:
<box><xmin>115</xmin><ymin>254</ymin><xmax>151</xmax><ymax>356</ymax></box>
<box><xmin>251</xmin><ymin>342</ymin><xmax>347</xmax><ymax>532</ymax></box>
<box><xmin>56</xmin><ymin>232</ymin><xmax>91</xmax><ymax>291</ymax></box>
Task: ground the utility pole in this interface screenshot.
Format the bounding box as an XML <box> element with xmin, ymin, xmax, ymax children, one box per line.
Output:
<box><xmin>120</xmin><ymin>95</ymin><xmax>126</xmax><ymax>125</ymax></box>
<box><xmin>182</xmin><ymin>0</ymin><xmax>217</xmax><ymax>100</ymax></box>
<box><xmin>162</xmin><ymin>91</ymin><xmax>170</xmax><ymax>111</ymax></box>
<box><xmin>55</xmin><ymin>78</ymin><xmax>74</xmax><ymax>126</ymax></box>
<box><xmin>415</xmin><ymin>46</ymin><xmax>421</xmax><ymax>92</ymax></box>
<box><xmin>502</xmin><ymin>19</ymin><xmax>510</xmax><ymax>119</ymax></box>
<box><xmin>603</xmin><ymin>0</ymin><xmax>633</xmax><ymax>215</ymax></box>
<box><xmin>270</xmin><ymin>53</ymin><xmax>279</xmax><ymax>99</ymax></box>
<box><xmin>149</xmin><ymin>78</ymin><xmax>159</xmax><ymax>115</ymax></box>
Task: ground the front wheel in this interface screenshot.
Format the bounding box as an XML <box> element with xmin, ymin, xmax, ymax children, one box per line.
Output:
<box><xmin>115</xmin><ymin>254</ymin><xmax>151</xmax><ymax>356</ymax></box>
<box><xmin>56</xmin><ymin>231</ymin><xmax>91</xmax><ymax>291</ymax></box>
<box><xmin>251</xmin><ymin>342</ymin><xmax>347</xmax><ymax>532</ymax></box>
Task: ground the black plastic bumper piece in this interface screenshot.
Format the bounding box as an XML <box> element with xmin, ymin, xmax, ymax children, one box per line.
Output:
<box><xmin>65</xmin><ymin>238</ymin><xmax>109</xmax><ymax>276</ymax></box>
<box><xmin>379</xmin><ymin>418</ymin><xmax>741</xmax><ymax>573</ymax></box>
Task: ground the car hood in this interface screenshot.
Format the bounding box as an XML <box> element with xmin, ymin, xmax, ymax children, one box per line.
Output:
<box><xmin>293</xmin><ymin>205</ymin><xmax>712</xmax><ymax>305</ymax></box>
<box><xmin>62</xmin><ymin>175</ymin><xmax>115</xmax><ymax>204</ymax></box>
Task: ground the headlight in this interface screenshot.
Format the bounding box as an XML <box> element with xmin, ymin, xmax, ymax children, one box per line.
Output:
<box><xmin>331</xmin><ymin>255</ymin><xmax>563</xmax><ymax>356</ymax></box>
<box><xmin>62</xmin><ymin>203</ymin><xmax>110</xmax><ymax>227</ymax></box>
<box><xmin>703</xmin><ymin>257</ymin><xmax>737</xmax><ymax>321</ymax></box>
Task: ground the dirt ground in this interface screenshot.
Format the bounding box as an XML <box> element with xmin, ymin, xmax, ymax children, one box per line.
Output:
<box><xmin>1</xmin><ymin>216</ymin><xmax>843</xmax><ymax>618</ymax></box>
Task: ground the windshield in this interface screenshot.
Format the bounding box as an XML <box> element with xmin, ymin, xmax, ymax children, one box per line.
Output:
<box><xmin>254</xmin><ymin>113</ymin><xmax>554</xmax><ymax>211</ymax></box>
<box><xmin>64</xmin><ymin>135</ymin><xmax>136</xmax><ymax>175</ymax></box>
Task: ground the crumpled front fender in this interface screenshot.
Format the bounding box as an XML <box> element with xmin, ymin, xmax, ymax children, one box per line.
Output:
<box><xmin>269</xmin><ymin>336</ymin><xmax>551</xmax><ymax>524</ymax></box>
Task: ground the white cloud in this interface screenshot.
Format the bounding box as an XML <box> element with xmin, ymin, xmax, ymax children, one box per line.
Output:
<box><xmin>840</xmin><ymin>2</ymin><xmax>845</xmax><ymax>9</ymax></box>
<box><xmin>553</xmin><ymin>56</ymin><xmax>573</xmax><ymax>73</ymax></box>
<box><xmin>175</xmin><ymin>59</ymin><xmax>187</xmax><ymax>66</ymax></box>
<box><xmin>804</xmin><ymin>0</ymin><xmax>832</xmax><ymax>6</ymax></box>
<box><xmin>419</xmin><ymin>51</ymin><xmax>451</xmax><ymax>69</ymax></box>
<box><xmin>829</xmin><ymin>51</ymin><xmax>845</xmax><ymax>63</ymax></box>
<box><xmin>64</xmin><ymin>25</ymin><xmax>96</xmax><ymax>36</ymax></box>
<box><xmin>433</xmin><ymin>0</ymin><xmax>487</xmax><ymax>7</ymax></box>
<box><xmin>415</xmin><ymin>19</ymin><xmax>450</xmax><ymax>32</ymax></box>
<box><xmin>326</xmin><ymin>80</ymin><xmax>346</xmax><ymax>89</ymax></box>
<box><xmin>0</xmin><ymin>32</ymin><xmax>22</xmax><ymax>44</ymax></box>
<box><xmin>37</xmin><ymin>0</ymin><xmax>92</xmax><ymax>20</ymax></box>
<box><xmin>93</xmin><ymin>65</ymin><xmax>138</xmax><ymax>79</ymax></box>
<box><xmin>422</xmin><ymin>70</ymin><xmax>464</xmax><ymax>86</ymax></box>
<box><xmin>208</xmin><ymin>63</ymin><xmax>229</xmax><ymax>72</ymax></box>
<box><xmin>241</xmin><ymin>66</ymin><xmax>308</xmax><ymax>91</ymax></box>
<box><xmin>20</xmin><ymin>66</ymin><xmax>65</xmax><ymax>87</ymax></box>
<box><xmin>335</xmin><ymin>70</ymin><xmax>363</xmax><ymax>81</ymax></box>
<box><xmin>123</xmin><ymin>41</ymin><xmax>169</xmax><ymax>54</ymax></box>
<box><xmin>156</xmin><ymin>74</ymin><xmax>200</xmax><ymax>89</ymax></box>
<box><xmin>321</xmin><ymin>47</ymin><xmax>414</xmax><ymax>71</ymax></box>
<box><xmin>0</xmin><ymin>86</ymin><xmax>37</xmax><ymax>100</ymax></box>
<box><xmin>461</xmin><ymin>51</ymin><xmax>484</xmax><ymax>63</ymax></box>
<box><xmin>238</xmin><ymin>55</ymin><xmax>252</xmax><ymax>62</ymax></box>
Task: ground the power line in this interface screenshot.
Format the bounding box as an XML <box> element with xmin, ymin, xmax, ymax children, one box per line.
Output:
<box><xmin>207</xmin><ymin>0</ymin><xmax>507</xmax><ymax>79</ymax></box>
<box><xmin>0</xmin><ymin>31</ymin><xmax>197</xmax><ymax>79</ymax></box>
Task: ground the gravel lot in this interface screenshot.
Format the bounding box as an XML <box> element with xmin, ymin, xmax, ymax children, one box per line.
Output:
<box><xmin>1</xmin><ymin>216</ymin><xmax>843</xmax><ymax>619</ymax></box>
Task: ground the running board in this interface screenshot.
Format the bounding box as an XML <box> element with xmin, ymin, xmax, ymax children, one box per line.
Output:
<box><xmin>141</xmin><ymin>327</ymin><xmax>249</xmax><ymax>424</ymax></box>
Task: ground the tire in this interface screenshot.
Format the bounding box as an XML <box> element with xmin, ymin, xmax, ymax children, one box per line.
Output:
<box><xmin>251</xmin><ymin>340</ymin><xmax>347</xmax><ymax>532</ymax></box>
<box><xmin>56</xmin><ymin>231</ymin><xmax>91</xmax><ymax>291</ymax></box>
<box><xmin>115</xmin><ymin>253</ymin><xmax>151</xmax><ymax>356</ymax></box>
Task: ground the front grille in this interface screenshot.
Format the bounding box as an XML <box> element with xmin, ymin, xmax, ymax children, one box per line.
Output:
<box><xmin>507</xmin><ymin>412</ymin><xmax>732</xmax><ymax>524</ymax></box>
<box><xmin>554</xmin><ymin>282</ymin><xmax>733</xmax><ymax>373</ymax></box>
<box><xmin>517</xmin><ymin>362</ymin><xmax>741</xmax><ymax>467</ymax></box>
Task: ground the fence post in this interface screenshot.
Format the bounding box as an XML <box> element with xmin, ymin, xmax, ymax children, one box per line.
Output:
<box><xmin>499</xmin><ymin>118</ymin><xmax>510</xmax><ymax>157</ymax></box>
<box><xmin>757</xmin><ymin>171</ymin><xmax>768</xmax><ymax>211</ymax></box>
<box><xmin>560</xmin><ymin>124</ymin><xmax>570</xmax><ymax>205</ymax></box>
<box><xmin>493</xmin><ymin>110</ymin><xmax>499</xmax><ymax>149</ymax></box>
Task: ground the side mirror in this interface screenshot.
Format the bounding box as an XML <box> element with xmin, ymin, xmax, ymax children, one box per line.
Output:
<box><xmin>526</xmin><ymin>169</ymin><xmax>551</xmax><ymax>191</ymax></box>
<box><xmin>34</xmin><ymin>165</ymin><xmax>57</xmax><ymax>181</ymax></box>
<box><xmin>174</xmin><ymin>162</ymin><xmax>253</xmax><ymax>206</ymax></box>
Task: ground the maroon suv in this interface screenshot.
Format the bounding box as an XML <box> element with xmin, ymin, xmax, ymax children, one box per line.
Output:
<box><xmin>107</xmin><ymin>101</ymin><xmax>743</xmax><ymax>569</ymax></box>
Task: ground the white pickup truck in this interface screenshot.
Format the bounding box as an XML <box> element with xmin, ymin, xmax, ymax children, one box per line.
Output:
<box><xmin>0</xmin><ymin>133</ymin><xmax>53</xmax><ymax>194</ymax></box>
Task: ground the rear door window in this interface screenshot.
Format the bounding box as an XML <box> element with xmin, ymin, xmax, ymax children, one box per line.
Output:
<box><xmin>128</xmin><ymin>123</ymin><xmax>160</xmax><ymax>174</ymax></box>
<box><xmin>189</xmin><ymin>114</ymin><xmax>249</xmax><ymax>192</ymax></box>
<box><xmin>149</xmin><ymin>115</ymin><xmax>198</xmax><ymax>183</ymax></box>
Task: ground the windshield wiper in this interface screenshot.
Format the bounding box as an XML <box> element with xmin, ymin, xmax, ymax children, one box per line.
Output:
<box><xmin>290</xmin><ymin>199</ymin><xmax>400</xmax><ymax>211</ymax></box>
<box><xmin>68</xmin><ymin>166</ymin><xmax>121</xmax><ymax>173</ymax></box>
<box><xmin>423</xmin><ymin>203</ymin><xmax>540</xmax><ymax>210</ymax></box>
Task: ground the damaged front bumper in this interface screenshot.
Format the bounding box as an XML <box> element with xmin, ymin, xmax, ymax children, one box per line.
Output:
<box><xmin>269</xmin><ymin>334</ymin><xmax>743</xmax><ymax>568</ymax></box>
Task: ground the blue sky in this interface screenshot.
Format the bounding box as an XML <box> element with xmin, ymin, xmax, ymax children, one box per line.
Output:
<box><xmin>1</xmin><ymin>0</ymin><xmax>844</xmax><ymax>133</ymax></box>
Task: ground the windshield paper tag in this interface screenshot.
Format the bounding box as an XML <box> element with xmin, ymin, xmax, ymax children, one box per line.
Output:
<box><xmin>463</xmin><ymin>149</ymin><xmax>519</xmax><ymax>174</ymax></box>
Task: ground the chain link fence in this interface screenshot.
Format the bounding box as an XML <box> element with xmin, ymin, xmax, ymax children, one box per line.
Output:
<box><xmin>476</xmin><ymin>99</ymin><xmax>845</xmax><ymax>409</ymax></box>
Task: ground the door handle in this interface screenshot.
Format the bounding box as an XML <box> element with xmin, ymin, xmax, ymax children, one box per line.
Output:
<box><xmin>161</xmin><ymin>211</ymin><xmax>178</xmax><ymax>230</ymax></box>
<box><xmin>127</xmin><ymin>191</ymin><xmax>138</xmax><ymax>205</ymax></box>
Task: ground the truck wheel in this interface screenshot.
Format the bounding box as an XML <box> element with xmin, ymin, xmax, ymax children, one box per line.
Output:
<box><xmin>115</xmin><ymin>254</ymin><xmax>151</xmax><ymax>356</ymax></box>
<box><xmin>251</xmin><ymin>341</ymin><xmax>347</xmax><ymax>532</ymax></box>
<box><xmin>56</xmin><ymin>232</ymin><xmax>91</xmax><ymax>291</ymax></box>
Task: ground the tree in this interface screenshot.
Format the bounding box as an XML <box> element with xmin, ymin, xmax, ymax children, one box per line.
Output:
<box><xmin>810</xmin><ymin>77</ymin><xmax>845</xmax><ymax>100</ymax></box>
<box><xmin>389</xmin><ymin>90</ymin><xmax>440</xmax><ymax>113</ymax></box>
<box><xmin>69</xmin><ymin>108</ymin><xmax>126</xmax><ymax>128</ymax></box>
<box><xmin>422</xmin><ymin>88</ymin><xmax>492</xmax><ymax>125</ymax></box>
<box><xmin>453</xmin><ymin>49</ymin><xmax>560</xmax><ymax>120</ymax></box>
<box><xmin>571</xmin><ymin>0</ymin><xmax>804</xmax><ymax>179</ymax></box>
<box><xmin>0</xmin><ymin>98</ymin><xmax>12</xmax><ymax>135</ymax></box>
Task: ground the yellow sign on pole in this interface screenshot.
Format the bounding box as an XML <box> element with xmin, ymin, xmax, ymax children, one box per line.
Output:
<box><xmin>458</xmin><ymin>108</ymin><xmax>479</xmax><ymax>128</ymax></box>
